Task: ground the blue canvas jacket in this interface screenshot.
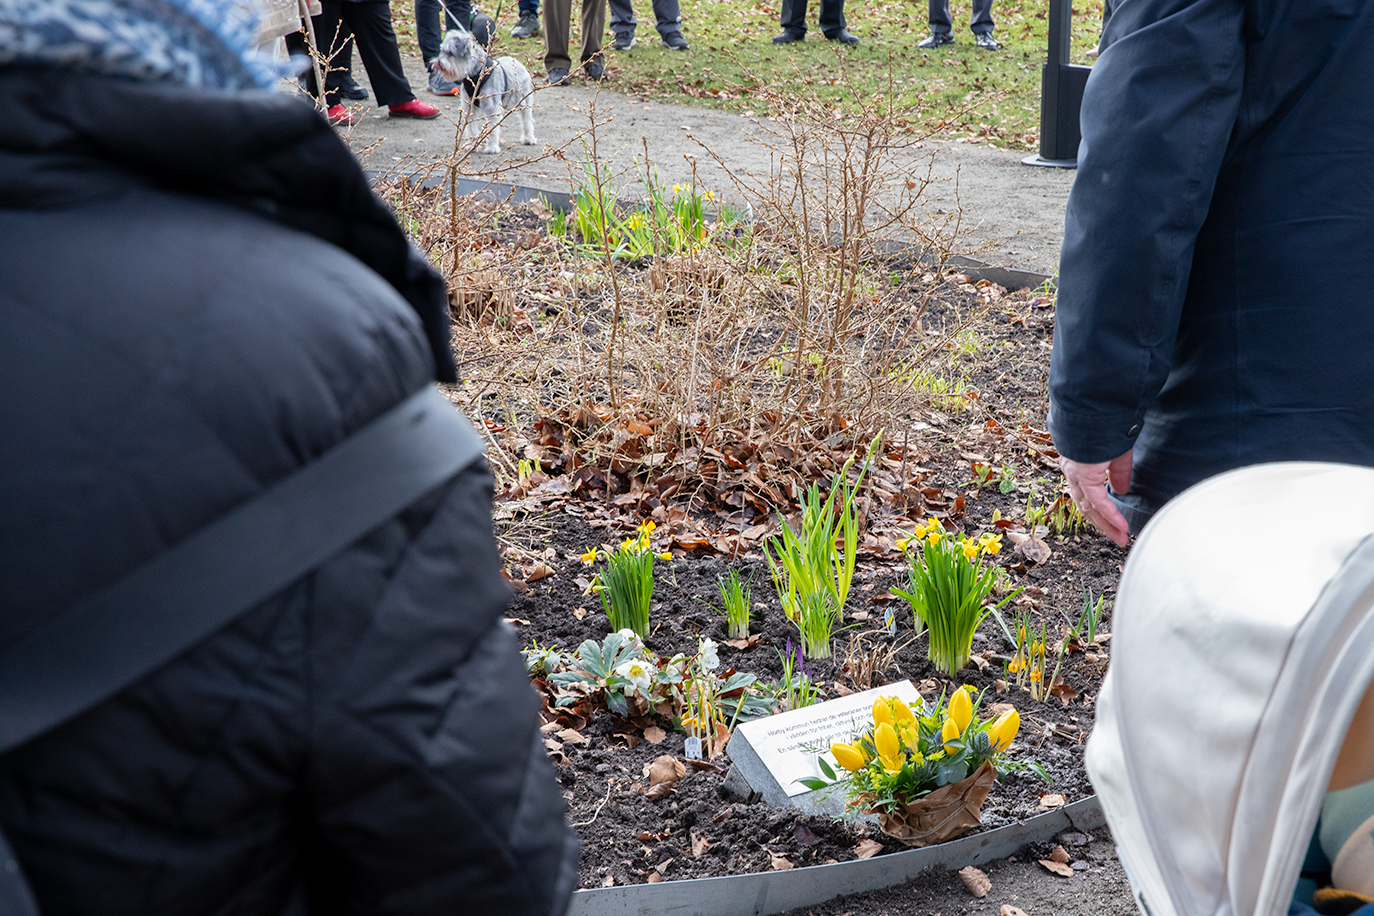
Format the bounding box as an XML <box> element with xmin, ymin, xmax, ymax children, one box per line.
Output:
<box><xmin>1048</xmin><ymin>0</ymin><xmax>1374</xmax><ymax>517</ymax></box>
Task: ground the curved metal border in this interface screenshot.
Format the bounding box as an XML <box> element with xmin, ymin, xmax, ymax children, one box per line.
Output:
<box><xmin>568</xmin><ymin>795</ymin><xmax>1104</xmax><ymax>916</ymax></box>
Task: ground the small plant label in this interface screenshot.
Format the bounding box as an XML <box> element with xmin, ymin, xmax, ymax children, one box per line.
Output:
<box><xmin>732</xmin><ymin>681</ymin><xmax>923</xmax><ymax>801</ymax></box>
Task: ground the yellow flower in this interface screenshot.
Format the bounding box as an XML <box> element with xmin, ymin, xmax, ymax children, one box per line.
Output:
<box><xmin>890</xmin><ymin>697</ymin><xmax>915</xmax><ymax>724</ymax></box>
<box><xmin>897</xmin><ymin>720</ymin><xmax>921</xmax><ymax>754</ymax></box>
<box><xmin>704</xmin><ymin>190</ymin><xmax>715</xmax><ymax>201</ymax></box>
<box><xmin>948</xmin><ymin>688</ymin><xmax>973</xmax><ymax>733</ymax></box>
<box><xmin>831</xmin><ymin>742</ymin><xmax>867</xmax><ymax>772</ymax></box>
<box><xmin>941</xmin><ymin>716</ymin><xmax>962</xmax><ymax>754</ymax></box>
<box><xmin>979</xmin><ymin>533</ymin><xmax>1003</xmax><ymax>556</ymax></box>
<box><xmin>961</xmin><ymin>538</ymin><xmax>979</xmax><ymax>560</ymax></box>
<box><xmin>1007</xmin><ymin>656</ymin><xmax>1024</xmax><ymax>674</ymax></box>
<box><xmin>926</xmin><ymin>530</ymin><xmax>943</xmax><ymax>546</ymax></box>
<box><xmin>1029</xmin><ymin>666</ymin><xmax>1042</xmax><ymax>683</ymax></box>
<box><xmin>639</xmin><ymin>519</ymin><xmax>657</xmax><ymax>534</ymax></box>
<box><xmin>580</xmin><ymin>547</ymin><xmax>598</xmax><ymax>564</ymax></box>
<box><xmin>896</xmin><ymin>537</ymin><xmax>911</xmax><ymax>552</ymax></box>
<box><xmin>923</xmin><ymin>517</ymin><xmax>944</xmax><ymax>536</ymax></box>
<box><xmin>658</xmin><ymin>552</ymin><xmax>672</xmax><ymax>561</ymax></box>
<box><xmin>621</xmin><ymin>537</ymin><xmax>639</xmax><ymax>552</ymax></box>
<box><xmin>873</xmin><ymin>697</ymin><xmax>893</xmax><ymax>728</ymax></box>
<box><xmin>874</xmin><ymin>723</ymin><xmax>903</xmax><ymax>774</ymax></box>
<box><xmin>988</xmin><ymin>708</ymin><xmax>1020</xmax><ymax>752</ymax></box>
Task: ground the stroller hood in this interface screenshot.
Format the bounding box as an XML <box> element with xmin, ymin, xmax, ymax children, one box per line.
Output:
<box><xmin>1085</xmin><ymin>463</ymin><xmax>1374</xmax><ymax>916</ymax></box>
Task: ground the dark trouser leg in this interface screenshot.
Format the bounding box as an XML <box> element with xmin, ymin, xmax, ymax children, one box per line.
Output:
<box><xmin>341</xmin><ymin>1</ymin><xmax>416</xmax><ymax>106</ymax></box>
<box><xmin>416</xmin><ymin>0</ymin><xmax>468</xmax><ymax>62</ymax></box>
<box><xmin>580</xmin><ymin>0</ymin><xmax>607</xmax><ymax>63</ymax></box>
<box><xmin>927</xmin><ymin>0</ymin><xmax>952</xmax><ymax>35</ymax></box>
<box><xmin>519</xmin><ymin>0</ymin><xmax>539</xmax><ymax>11</ymax></box>
<box><xmin>652</xmin><ymin>0</ymin><xmax>680</xmax><ymax>36</ymax></box>
<box><xmin>607</xmin><ymin>0</ymin><xmax>637</xmax><ymax>35</ymax></box>
<box><xmin>544</xmin><ymin>0</ymin><xmax>572</xmax><ymax>70</ymax></box>
<box><xmin>291</xmin><ymin>3</ymin><xmax>346</xmax><ymax>107</ymax></box>
<box><xmin>779</xmin><ymin>0</ymin><xmax>808</xmax><ymax>35</ymax></box>
<box><xmin>470</xmin><ymin>11</ymin><xmax>495</xmax><ymax>46</ymax></box>
<box><xmin>970</xmin><ymin>0</ymin><xmax>994</xmax><ymax>34</ymax></box>
<box><xmin>325</xmin><ymin>31</ymin><xmax>355</xmax><ymax>92</ymax></box>
<box><xmin>818</xmin><ymin>0</ymin><xmax>846</xmax><ymax>36</ymax></box>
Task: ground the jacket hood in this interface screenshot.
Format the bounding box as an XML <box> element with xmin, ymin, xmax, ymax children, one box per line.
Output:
<box><xmin>0</xmin><ymin>67</ymin><xmax>456</xmax><ymax>382</ymax></box>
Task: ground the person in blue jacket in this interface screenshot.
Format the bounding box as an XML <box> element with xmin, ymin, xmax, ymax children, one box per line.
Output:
<box><xmin>1047</xmin><ymin>0</ymin><xmax>1374</xmax><ymax>546</ymax></box>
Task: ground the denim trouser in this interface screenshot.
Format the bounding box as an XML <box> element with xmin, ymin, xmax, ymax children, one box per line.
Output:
<box><xmin>927</xmin><ymin>0</ymin><xmax>994</xmax><ymax>36</ymax></box>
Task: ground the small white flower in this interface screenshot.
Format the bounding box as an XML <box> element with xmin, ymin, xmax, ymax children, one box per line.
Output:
<box><xmin>699</xmin><ymin>637</ymin><xmax>720</xmax><ymax>672</ymax></box>
<box><xmin>615</xmin><ymin>659</ymin><xmax>655</xmax><ymax>693</ymax></box>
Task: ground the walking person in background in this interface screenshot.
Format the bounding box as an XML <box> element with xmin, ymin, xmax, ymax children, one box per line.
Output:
<box><xmin>609</xmin><ymin>0</ymin><xmax>689</xmax><ymax>50</ymax></box>
<box><xmin>771</xmin><ymin>0</ymin><xmax>859</xmax><ymax>45</ymax></box>
<box><xmin>543</xmin><ymin>0</ymin><xmax>607</xmax><ymax>84</ymax></box>
<box><xmin>511</xmin><ymin>0</ymin><xmax>541</xmax><ymax>37</ymax></box>
<box><xmin>0</xmin><ymin>1</ymin><xmax>579</xmax><ymax>912</ymax></box>
<box><xmin>917</xmin><ymin>0</ymin><xmax>1000</xmax><ymax>49</ymax></box>
<box><xmin>416</xmin><ymin>0</ymin><xmax>497</xmax><ymax>94</ymax></box>
<box><xmin>286</xmin><ymin>0</ymin><xmax>439</xmax><ymax>123</ymax></box>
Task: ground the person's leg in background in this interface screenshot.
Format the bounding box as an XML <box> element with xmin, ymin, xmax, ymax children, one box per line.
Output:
<box><xmin>652</xmin><ymin>0</ymin><xmax>688</xmax><ymax>49</ymax></box>
<box><xmin>917</xmin><ymin>0</ymin><xmax>954</xmax><ymax>47</ymax></box>
<box><xmin>543</xmin><ymin>0</ymin><xmax>572</xmax><ymax>83</ymax></box>
<box><xmin>970</xmin><ymin>0</ymin><xmax>999</xmax><ymax>48</ymax></box>
<box><xmin>512</xmin><ymin>0</ymin><xmax>541</xmax><ymax>36</ymax></box>
<box><xmin>578</xmin><ymin>0</ymin><xmax>607</xmax><ymax>76</ymax></box>
<box><xmin>818</xmin><ymin>0</ymin><xmax>855</xmax><ymax>43</ymax></box>
<box><xmin>287</xmin><ymin>2</ymin><xmax>351</xmax><ymax>121</ymax></box>
<box><xmin>415</xmin><ymin>0</ymin><xmax>464</xmax><ymax>94</ymax></box>
<box><xmin>773</xmin><ymin>0</ymin><xmax>807</xmax><ymax>43</ymax></box>
<box><xmin>340</xmin><ymin>1</ymin><xmax>439</xmax><ymax>117</ymax></box>
<box><xmin>469</xmin><ymin>10</ymin><xmax>496</xmax><ymax>45</ymax></box>
<box><xmin>608</xmin><ymin>0</ymin><xmax>637</xmax><ymax>49</ymax></box>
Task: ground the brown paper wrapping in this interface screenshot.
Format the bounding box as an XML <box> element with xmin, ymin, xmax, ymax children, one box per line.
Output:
<box><xmin>876</xmin><ymin>760</ymin><xmax>998</xmax><ymax>847</ymax></box>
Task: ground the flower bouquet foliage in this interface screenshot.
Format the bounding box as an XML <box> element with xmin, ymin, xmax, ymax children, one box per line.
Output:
<box><xmin>765</xmin><ymin>450</ymin><xmax>872</xmax><ymax>659</ymax></box>
<box><xmin>800</xmin><ymin>689</ymin><xmax>1026</xmax><ymax>845</ymax></box>
<box><xmin>582</xmin><ymin>520</ymin><xmax>672</xmax><ymax>637</ymax></box>
<box><xmin>891</xmin><ymin>518</ymin><xmax>1021</xmax><ymax>676</ymax></box>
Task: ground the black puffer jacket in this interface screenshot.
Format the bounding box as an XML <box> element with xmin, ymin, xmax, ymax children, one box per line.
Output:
<box><xmin>0</xmin><ymin>68</ymin><xmax>578</xmax><ymax>915</ymax></box>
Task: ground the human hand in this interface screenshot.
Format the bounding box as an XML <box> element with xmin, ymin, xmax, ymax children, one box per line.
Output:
<box><xmin>1058</xmin><ymin>450</ymin><xmax>1134</xmax><ymax>547</ymax></box>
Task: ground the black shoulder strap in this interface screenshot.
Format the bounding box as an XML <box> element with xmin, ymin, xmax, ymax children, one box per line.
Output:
<box><xmin>0</xmin><ymin>384</ymin><xmax>483</xmax><ymax>757</ymax></box>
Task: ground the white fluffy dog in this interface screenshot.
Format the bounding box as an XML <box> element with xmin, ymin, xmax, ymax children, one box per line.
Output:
<box><xmin>433</xmin><ymin>28</ymin><xmax>536</xmax><ymax>154</ymax></box>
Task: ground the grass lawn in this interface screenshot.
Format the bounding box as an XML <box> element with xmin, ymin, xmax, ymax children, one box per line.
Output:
<box><xmin>393</xmin><ymin>0</ymin><xmax>1104</xmax><ymax>151</ymax></box>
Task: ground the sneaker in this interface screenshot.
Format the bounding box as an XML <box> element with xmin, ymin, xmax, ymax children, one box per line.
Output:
<box><xmin>546</xmin><ymin>66</ymin><xmax>570</xmax><ymax>86</ymax></box>
<box><xmin>973</xmin><ymin>32</ymin><xmax>1001</xmax><ymax>50</ymax></box>
<box><xmin>827</xmin><ymin>28</ymin><xmax>859</xmax><ymax>45</ymax></box>
<box><xmin>612</xmin><ymin>30</ymin><xmax>635</xmax><ymax>50</ymax></box>
<box><xmin>338</xmin><ymin>74</ymin><xmax>368</xmax><ymax>100</ymax></box>
<box><xmin>510</xmin><ymin>11</ymin><xmax>540</xmax><ymax>38</ymax></box>
<box><xmin>584</xmin><ymin>58</ymin><xmax>607</xmax><ymax>80</ymax></box>
<box><xmin>772</xmin><ymin>29</ymin><xmax>804</xmax><ymax>44</ymax></box>
<box><xmin>388</xmin><ymin>99</ymin><xmax>440</xmax><ymax>120</ymax></box>
<box><xmin>427</xmin><ymin>66</ymin><xmax>461</xmax><ymax>96</ymax></box>
<box><xmin>326</xmin><ymin>103</ymin><xmax>357</xmax><ymax>126</ymax></box>
<box><xmin>660</xmin><ymin>31</ymin><xmax>690</xmax><ymax>50</ymax></box>
<box><xmin>917</xmin><ymin>32</ymin><xmax>954</xmax><ymax>48</ymax></box>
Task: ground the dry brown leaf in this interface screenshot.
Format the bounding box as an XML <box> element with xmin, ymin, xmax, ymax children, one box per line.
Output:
<box><xmin>691</xmin><ymin>831</ymin><xmax>712</xmax><ymax>858</ymax></box>
<box><xmin>769</xmin><ymin>854</ymin><xmax>793</xmax><ymax>871</ymax></box>
<box><xmin>543</xmin><ymin>738</ymin><xmax>562</xmax><ymax>753</ymax></box>
<box><xmin>644</xmin><ymin>783</ymin><xmax>674</xmax><ymax>802</ymax></box>
<box><xmin>646</xmin><ymin>871</ymin><xmax>662</xmax><ymax>883</ymax></box>
<box><xmin>958</xmin><ymin>866</ymin><xmax>991</xmax><ymax>897</ymax></box>
<box><xmin>988</xmin><ymin>702</ymin><xmax>1017</xmax><ymax>716</ymax></box>
<box><xmin>1001</xmin><ymin>906</ymin><xmax>1029</xmax><ymax>916</ymax></box>
<box><xmin>601</xmin><ymin>874</ymin><xmax>615</xmax><ymax>887</ymax></box>
<box><xmin>649</xmin><ymin>755</ymin><xmax>686</xmax><ymax>786</ymax></box>
<box><xmin>1039</xmin><ymin>859</ymin><xmax>1075</xmax><ymax>877</ymax></box>
<box><xmin>524</xmin><ymin>563</ymin><xmax>555</xmax><ymax>582</ymax></box>
<box><xmin>1015</xmin><ymin>536</ymin><xmax>1052</xmax><ymax>564</ymax></box>
<box><xmin>643</xmin><ymin>726</ymin><xmax>667</xmax><ymax>745</ymax></box>
<box><xmin>502</xmin><ymin>617</ymin><xmax>532</xmax><ymax>626</ymax></box>
<box><xmin>853</xmin><ymin>839</ymin><xmax>883</xmax><ymax>860</ymax></box>
<box><xmin>1050</xmin><ymin>682</ymin><xmax>1079</xmax><ymax>705</ymax></box>
<box><xmin>572</xmin><ymin>606</ymin><xmax>588</xmax><ymax>620</ymax></box>
<box><xmin>656</xmin><ymin>858</ymin><xmax>673</xmax><ymax>874</ymax></box>
<box><xmin>723</xmin><ymin>634</ymin><xmax>761</xmax><ymax>649</ymax></box>
<box><xmin>1038</xmin><ymin>793</ymin><xmax>1066</xmax><ymax>810</ymax></box>
<box><xmin>555</xmin><ymin>728</ymin><xmax>588</xmax><ymax>745</ymax></box>
<box><xmin>1050</xmin><ymin>845</ymin><xmax>1070</xmax><ymax>864</ymax></box>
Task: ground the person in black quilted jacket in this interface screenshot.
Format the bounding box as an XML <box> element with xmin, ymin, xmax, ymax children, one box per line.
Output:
<box><xmin>0</xmin><ymin>2</ymin><xmax>578</xmax><ymax>913</ymax></box>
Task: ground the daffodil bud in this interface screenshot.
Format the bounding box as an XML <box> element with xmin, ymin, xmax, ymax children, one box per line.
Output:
<box><xmin>988</xmin><ymin>708</ymin><xmax>1020</xmax><ymax>751</ymax></box>
<box><xmin>948</xmin><ymin>687</ymin><xmax>973</xmax><ymax>733</ymax></box>
<box><xmin>831</xmin><ymin>742</ymin><xmax>866</xmax><ymax>772</ymax></box>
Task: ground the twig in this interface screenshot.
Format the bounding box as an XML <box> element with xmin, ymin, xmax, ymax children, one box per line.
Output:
<box><xmin>572</xmin><ymin>781</ymin><xmax>615</xmax><ymax>827</ymax></box>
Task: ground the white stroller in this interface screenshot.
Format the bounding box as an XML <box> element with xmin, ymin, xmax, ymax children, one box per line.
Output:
<box><xmin>1086</xmin><ymin>463</ymin><xmax>1374</xmax><ymax>916</ymax></box>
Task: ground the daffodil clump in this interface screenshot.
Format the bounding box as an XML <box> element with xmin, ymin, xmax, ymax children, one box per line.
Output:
<box><xmin>891</xmin><ymin>518</ymin><xmax>1020</xmax><ymax>676</ymax></box>
<box><xmin>800</xmin><ymin>690</ymin><xmax>1021</xmax><ymax>813</ymax></box>
<box><xmin>582</xmin><ymin>520</ymin><xmax>672</xmax><ymax>637</ymax></box>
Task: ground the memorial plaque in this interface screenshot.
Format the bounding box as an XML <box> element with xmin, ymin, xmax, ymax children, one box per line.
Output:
<box><xmin>724</xmin><ymin>680</ymin><xmax>923</xmax><ymax>814</ymax></box>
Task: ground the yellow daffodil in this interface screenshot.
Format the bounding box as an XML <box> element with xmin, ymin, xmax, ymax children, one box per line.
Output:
<box><xmin>961</xmin><ymin>538</ymin><xmax>979</xmax><ymax>560</ymax></box>
<box><xmin>874</xmin><ymin>722</ymin><xmax>903</xmax><ymax>774</ymax></box>
<box><xmin>926</xmin><ymin>529</ymin><xmax>943</xmax><ymax>546</ymax></box>
<box><xmin>639</xmin><ymin>519</ymin><xmax>657</xmax><ymax>534</ymax></box>
<box><xmin>941</xmin><ymin>716</ymin><xmax>962</xmax><ymax>754</ymax></box>
<box><xmin>831</xmin><ymin>742</ymin><xmax>867</xmax><ymax>772</ymax></box>
<box><xmin>948</xmin><ymin>687</ymin><xmax>973</xmax><ymax>733</ymax></box>
<box><xmin>979</xmin><ymin>533</ymin><xmax>1003</xmax><ymax>556</ymax></box>
<box><xmin>704</xmin><ymin>190</ymin><xmax>715</xmax><ymax>201</ymax></box>
<box><xmin>580</xmin><ymin>547</ymin><xmax>598</xmax><ymax>564</ymax></box>
<box><xmin>988</xmin><ymin>708</ymin><xmax>1020</xmax><ymax>751</ymax></box>
<box><xmin>873</xmin><ymin>697</ymin><xmax>893</xmax><ymax>727</ymax></box>
<box><xmin>658</xmin><ymin>552</ymin><xmax>672</xmax><ymax>561</ymax></box>
<box><xmin>923</xmin><ymin>517</ymin><xmax>944</xmax><ymax>536</ymax></box>
<box><xmin>897</xmin><ymin>720</ymin><xmax>921</xmax><ymax>754</ymax></box>
<box><xmin>896</xmin><ymin>536</ymin><xmax>911</xmax><ymax>552</ymax></box>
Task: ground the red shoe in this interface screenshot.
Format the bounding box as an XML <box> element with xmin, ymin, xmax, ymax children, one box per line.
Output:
<box><xmin>388</xmin><ymin>99</ymin><xmax>441</xmax><ymax>120</ymax></box>
<box><xmin>326</xmin><ymin>103</ymin><xmax>357</xmax><ymax>126</ymax></box>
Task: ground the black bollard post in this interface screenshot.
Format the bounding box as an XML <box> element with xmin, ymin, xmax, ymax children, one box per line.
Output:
<box><xmin>1021</xmin><ymin>0</ymin><xmax>1092</xmax><ymax>168</ymax></box>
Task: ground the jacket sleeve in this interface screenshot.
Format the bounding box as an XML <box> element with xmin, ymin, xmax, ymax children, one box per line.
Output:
<box><xmin>306</xmin><ymin>463</ymin><xmax>580</xmax><ymax>916</ymax></box>
<box><xmin>1046</xmin><ymin>0</ymin><xmax>1247</xmax><ymax>463</ymax></box>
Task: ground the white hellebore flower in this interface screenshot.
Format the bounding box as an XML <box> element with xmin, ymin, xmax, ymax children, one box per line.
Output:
<box><xmin>614</xmin><ymin>659</ymin><xmax>655</xmax><ymax>694</ymax></box>
<box><xmin>699</xmin><ymin>637</ymin><xmax>720</xmax><ymax>672</ymax></box>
